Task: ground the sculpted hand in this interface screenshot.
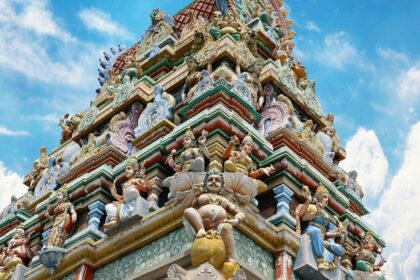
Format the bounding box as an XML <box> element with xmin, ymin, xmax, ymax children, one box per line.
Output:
<box><xmin>192</xmin><ymin>183</ymin><xmax>204</xmax><ymax>195</ymax></box>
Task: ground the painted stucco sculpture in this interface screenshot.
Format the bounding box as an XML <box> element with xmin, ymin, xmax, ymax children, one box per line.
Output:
<box><xmin>104</xmin><ymin>157</ymin><xmax>150</xmax><ymax>230</ymax></box>
<box><xmin>183</xmin><ymin>169</ymin><xmax>244</xmax><ymax>279</ymax></box>
<box><xmin>295</xmin><ymin>185</ymin><xmax>345</xmax><ymax>270</ymax></box>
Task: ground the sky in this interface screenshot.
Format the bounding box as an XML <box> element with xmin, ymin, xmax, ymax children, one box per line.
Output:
<box><xmin>0</xmin><ymin>0</ymin><xmax>419</xmax><ymax>279</ymax></box>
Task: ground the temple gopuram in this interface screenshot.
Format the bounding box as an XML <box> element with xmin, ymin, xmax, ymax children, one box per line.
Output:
<box><xmin>0</xmin><ymin>1</ymin><xmax>387</xmax><ymax>280</ymax></box>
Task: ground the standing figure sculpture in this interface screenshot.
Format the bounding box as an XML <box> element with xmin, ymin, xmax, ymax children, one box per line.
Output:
<box><xmin>223</xmin><ymin>135</ymin><xmax>274</xmax><ymax>192</ymax></box>
<box><xmin>182</xmin><ymin>57</ymin><xmax>213</xmax><ymax>101</ymax></box>
<box><xmin>167</xmin><ymin>128</ymin><xmax>210</xmax><ymax>174</ymax></box>
<box><xmin>44</xmin><ymin>187</ymin><xmax>77</xmax><ymax>249</ymax></box>
<box><xmin>27</xmin><ymin>147</ymin><xmax>49</xmax><ymax>194</ymax></box>
<box><xmin>183</xmin><ymin>169</ymin><xmax>244</xmax><ymax>277</ymax></box>
<box><xmin>104</xmin><ymin>157</ymin><xmax>150</xmax><ymax>230</ymax></box>
<box><xmin>296</xmin><ymin>184</ymin><xmax>345</xmax><ymax>270</ymax></box>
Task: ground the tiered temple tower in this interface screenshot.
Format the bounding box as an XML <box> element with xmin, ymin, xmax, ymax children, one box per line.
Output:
<box><xmin>0</xmin><ymin>1</ymin><xmax>387</xmax><ymax>280</ymax></box>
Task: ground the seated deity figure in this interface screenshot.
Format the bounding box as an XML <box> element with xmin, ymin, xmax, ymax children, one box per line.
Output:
<box><xmin>223</xmin><ymin>135</ymin><xmax>275</xmax><ymax>192</ymax></box>
<box><xmin>273</xmin><ymin>39</ymin><xmax>309</xmax><ymax>90</ymax></box>
<box><xmin>218</xmin><ymin>9</ymin><xmax>242</xmax><ymax>41</ymax></box>
<box><xmin>104</xmin><ymin>157</ymin><xmax>150</xmax><ymax>230</ymax></box>
<box><xmin>182</xmin><ymin>56</ymin><xmax>213</xmax><ymax>101</ymax></box>
<box><xmin>351</xmin><ymin>232</ymin><xmax>386</xmax><ymax>279</ymax></box>
<box><xmin>120</xmin><ymin>54</ymin><xmax>142</xmax><ymax>82</ymax></box>
<box><xmin>209</xmin><ymin>11</ymin><xmax>224</xmax><ymax>41</ymax></box>
<box><xmin>167</xmin><ymin>127</ymin><xmax>210</xmax><ymax>174</ymax></box>
<box><xmin>296</xmin><ymin>185</ymin><xmax>345</xmax><ymax>270</ymax></box>
<box><xmin>183</xmin><ymin>169</ymin><xmax>245</xmax><ymax>263</ymax></box>
<box><xmin>0</xmin><ymin>226</ymin><xmax>33</xmax><ymax>279</ymax></box>
<box><xmin>44</xmin><ymin>187</ymin><xmax>77</xmax><ymax>249</ymax></box>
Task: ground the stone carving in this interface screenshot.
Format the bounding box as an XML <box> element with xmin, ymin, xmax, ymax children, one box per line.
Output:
<box><xmin>78</xmin><ymin>101</ymin><xmax>99</xmax><ymax>132</ymax></box>
<box><xmin>96</xmin><ymin>45</ymin><xmax>127</xmax><ymax>92</ymax></box>
<box><xmin>302</xmin><ymin>80</ymin><xmax>323</xmax><ymax>116</ymax></box>
<box><xmin>166</xmin><ymin>128</ymin><xmax>209</xmax><ymax>174</ymax></box>
<box><xmin>59</xmin><ymin>114</ymin><xmax>82</xmax><ymax>144</ymax></box>
<box><xmin>182</xmin><ymin>57</ymin><xmax>214</xmax><ymax>101</ymax></box>
<box><xmin>258</xmin><ymin>83</ymin><xmax>295</xmax><ymax>136</ymax></box>
<box><xmin>298</xmin><ymin>120</ymin><xmax>324</xmax><ymax>155</ymax></box>
<box><xmin>34</xmin><ymin>155</ymin><xmax>71</xmax><ymax>198</ymax></box>
<box><xmin>351</xmin><ymin>232</ymin><xmax>386</xmax><ymax>280</ymax></box>
<box><xmin>103</xmin><ymin>157</ymin><xmax>150</xmax><ymax>230</ymax></box>
<box><xmin>134</xmin><ymin>85</ymin><xmax>175</xmax><ymax>137</ymax></box>
<box><xmin>26</xmin><ymin>146</ymin><xmax>49</xmax><ymax>194</ymax></box>
<box><xmin>210</xmin><ymin>9</ymin><xmax>243</xmax><ymax>41</ymax></box>
<box><xmin>295</xmin><ymin>185</ymin><xmax>345</xmax><ymax>270</ymax></box>
<box><xmin>0</xmin><ymin>196</ymin><xmax>18</xmax><ymax>222</ymax></box>
<box><xmin>180</xmin><ymin>10</ymin><xmax>208</xmax><ymax>42</ymax></box>
<box><xmin>110</xmin><ymin>73</ymin><xmax>136</xmax><ymax>109</ymax></box>
<box><xmin>234</xmin><ymin>30</ymin><xmax>257</xmax><ymax>70</ymax></box>
<box><xmin>0</xmin><ymin>225</ymin><xmax>33</xmax><ymax>280</ymax></box>
<box><xmin>259</xmin><ymin>4</ymin><xmax>284</xmax><ymax>42</ymax></box>
<box><xmin>223</xmin><ymin>135</ymin><xmax>275</xmax><ymax>193</ymax></box>
<box><xmin>273</xmin><ymin>39</ymin><xmax>308</xmax><ymax>90</ymax></box>
<box><xmin>74</xmin><ymin>133</ymin><xmax>99</xmax><ymax>165</ymax></box>
<box><xmin>233</xmin><ymin>58</ymin><xmax>264</xmax><ymax>111</ymax></box>
<box><xmin>40</xmin><ymin>188</ymin><xmax>75</xmax><ymax>270</ymax></box>
<box><xmin>183</xmin><ymin>170</ymin><xmax>244</xmax><ymax>279</ymax></box>
<box><xmin>137</xmin><ymin>9</ymin><xmax>177</xmax><ymax>58</ymax></box>
<box><xmin>345</xmin><ymin>171</ymin><xmax>364</xmax><ymax>201</ymax></box>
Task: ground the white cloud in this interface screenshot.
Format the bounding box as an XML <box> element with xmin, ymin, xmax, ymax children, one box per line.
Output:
<box><xmin>369</xmin><ymin>121</ymin><xmax>420</xmax><ymax>279</ymax></box>
<box><xmin>0</xmin><ymin>0</ymin><xmax>99</xmax><ymax>89</ymax></box>
<box><xmin>78</xmin><ymin>8</ymin><xmax>134</xmax><ymax>40</ymax></box>
<box><xmin>377</xmin><ymin>47</ymin><xmax>409</xmax><ymax>63</ymax></box>
<box><xmin>303</xmin><ymin>31</ymin><xmax>374</xmax><ymax>72</ymax></box>
<box><xmin>304</xmin><ymin>21</ymin><xmax>320</xmax><ymax>32</ymax></box>
<box><xmin>397</xmin><ymin>66</ymin><xmax>420</xmax><ymax>99</ymax></box>
<box><xmin>20</xmin><ymin>114</ymin><xmax>60</xmax><ymax>124</ymax></box>
<box><xmin>340</xmin><ymin>127</ymin><xmax>388</xmax><ymax>200</ymax></box>
<box><xmin>0</xmin><ymin>162</ymin><xmax>27</xmax><ymax>213</ymax></box>
<box><xmin>0</xmin><ymin>125</ymin><xmax>30</xmax><ymax>136</ymax></box>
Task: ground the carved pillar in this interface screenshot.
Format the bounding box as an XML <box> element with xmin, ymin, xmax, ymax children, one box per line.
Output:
<box><xmin>275</xmin><ymin>251</ymin><xmax>293</xmax><ymax>280</ymax></box>
<box><xmin>147</xmin><ymin>177</ymin><xmax>162</xmax><ymax>210</ymax></box>
<box><xmin>74</xmin><ymin>265</ymin><xmax>94</xmax><ymax>280</ymax></box>
<box><xmin>88</xmin><ymin>201</ymin><xmax>105</xmax><ymax>230</ymax></box>
<box><xmin>268</xmin><ymin>184</ymin><xmax>296</xmax><ymax>228</ymax></box>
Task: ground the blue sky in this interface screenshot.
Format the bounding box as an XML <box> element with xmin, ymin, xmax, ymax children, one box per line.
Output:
<box><xmin>0</xmin><ymin>0</ymin><xmax>419</xmax><ymax>279</ymax></box>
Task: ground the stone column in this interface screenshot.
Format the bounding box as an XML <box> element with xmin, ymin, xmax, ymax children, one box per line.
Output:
<box><xmin>275</xmin><ymin>251</ymin><xmax>293</xmax><ymax>280</ymax></box>
<box><xmin>88</xmin><ymin>201</ymin><xmax>105</xmax><ymax>230</ymax></box>
<box><xmin>268</xmin><ymin>184</ymin><xmax>296</xmax><ymax>228</ymax></box>
<box><xmin>147</xmin><ymin>177</ymin><xmax>162</xmax><ymax>210</ymax></box>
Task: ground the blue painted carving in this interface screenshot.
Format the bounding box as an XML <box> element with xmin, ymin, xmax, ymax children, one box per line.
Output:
<box><xmin>88</xmin><ymin>201</ymin><xmax>106</xmax><ymax>230</ymax></box>
<box><xmin>268</xmin><ymin>184</ymin><xmax>296</xmax><ymax>228</ymax></box>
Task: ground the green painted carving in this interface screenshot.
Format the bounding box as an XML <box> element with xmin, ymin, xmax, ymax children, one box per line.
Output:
<box><xmin>78</xmin><ymin>101</ymin><xmax>98</xmax><ymax>132</ymax></box>
<box><xmin>233</xmin><ymin>230</ymin><xmax>275</xmax><ymax>280</ymax></box>
<box><xmin>94</xmin><ymin>227</ymin><xmax>274</xmax><ymax>280</ymax></box>
<box><xmin>93</xmin><ymin>228</ymin><xmax>193</xmax><ymax>280</ymax></box>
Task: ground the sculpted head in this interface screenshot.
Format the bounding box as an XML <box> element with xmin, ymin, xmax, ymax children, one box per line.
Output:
<box><xmin>204</xmin><ymin>169</ymin><xmax>223</xmax><ymax>194</ymax></box>
<box><xmin>56</xmin><ymin>186</ymin><xmax>69</xmax><ymax>203</ymax></box>
<box><xmin>186</xmin><ymin>56</ymin><xmax>199</xmax><ymax>73</ymax></box>
<box><xmin>125</xmin><ymin>157</ymin><xmax>139</xmax><ymax>179</ymax></box>
<box><xmin>315</xmin><ymin>184</ymin><xmax>329</xmax><ymax>209</ymax></box>
<box><xmin>183</xmin><ymin>127</ymin><xmax>195</xmax><ymax>148</ymax></box>
<box><xmin>241</xmin><ymin>135</ymin><xmax>254</xmax><ymax>154</ymax></box>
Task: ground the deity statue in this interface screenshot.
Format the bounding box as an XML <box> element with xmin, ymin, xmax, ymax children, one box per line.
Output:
<box><xmin>259</xmin><ymin>4</ymin><xmax>284</xmax><ymax>41</ymax></box>
<box><xmin>167</xmin><ymin>128</ymin><xmax>210</xmax><ymax>174</ymax></box>
<box><xmin>180</xmin><ymin>9</ymin><xmax>208</xmax><ymax>41</ymax></box>
<box><xmin>120</xmin><ymin>54</ymin><xmax>142</xmax><ymax>82</ymax></box>
<box><xmin>137</xmin><ymin>9</ymin><xmax>177</xmax><ymax>57</ymax></box>
<box><xmin>182</xmin><ymin>56</ymin><xmax>214</xmax><ymax>102</ymax></box>
<box><xmin>295</xmin><ymin>185</ymin><xmax>345</xmax><ymax>270</ymax></box>
<box><xmin>298</xmin><ymin>120</ymin><xmax>324</xmax><ymax>155</ymax></box>
<box><xmin>183</xmin><ymin>169</ymin><xmax>244</xmax><ymax>276</ymax></box>
<box><xmin>74</xmin><ymin>133</ymin><xmax>99</xmax><ymax>165</ymax></box>
<box><xmin>351</xmin><ymin>232</ymin><xmax>386</xmax><ymax>279</ymax></box>
<box><xmin>234</xmin><ymin>57</ymin><xmax>265</xmax><ymax>111</ymax></box>
<box><xmin>59</xmin><ymin>114</ymin><xmax>82</xmax><ymax>144</ymax></box>
<box><xmin>0</xmin><ymin>226</ymin><xmax>33</xmax><ymax>280</ymax></box>
<box><xmin>104</xmin><ymin>157</ymin><xmax>150</xmax><ymax>230</ymax></box>
<box><xmin>324</xmin><ymin>113</ymin><xmax>341</xmax><ymax>154</ymax></box>
<box><xmin>209</xmin><ymin>11</ymin><xmax>224</xmax><ymax>41</ymax></box>
<box><xmin>134</xmin><ymin>85</ymin><xmax>175</xmax><ymax>137</ymax></box>
<box><xmin>44</xmin><ymin>186</ymin><xmax>77</xmax><ymax>249</ymax></box>
<box><xmin>223</xmin><ymin>135</ymin><xmax>275</xmax><ymax>192</ymax></box>
<box><xmin>246</xmin><ymin>0</ymin><xmax>263</xmax><ymax>19</ymax></box>
<box><xmin>273</xmin><ymin>39</ymin><xmax>309</xmax><ymax>90</ymax></box>
<box><xmin>218</xmin><ymin>9</ymin><xmax>243</xmax><ymax>41</ymax></box>
<box><xmin>27</xmin><ymin>146</ymin><xmax>49</xmax><ymax>193</ymax></box>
